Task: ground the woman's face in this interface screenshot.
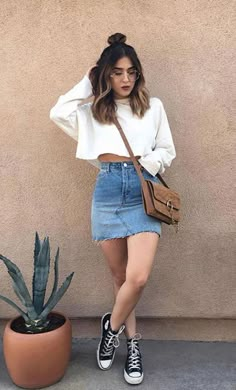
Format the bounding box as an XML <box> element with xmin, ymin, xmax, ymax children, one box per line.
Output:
<box><xmin>110</xmin><ymin>56</ymin><xmax>137</xmax><ymax>99</ymax></box>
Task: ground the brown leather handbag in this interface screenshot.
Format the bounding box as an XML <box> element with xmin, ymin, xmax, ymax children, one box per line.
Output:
<box><xmin>113</xmin><ymin>117</ymin><xmax>181</xmax><ymax>233</ymax></box>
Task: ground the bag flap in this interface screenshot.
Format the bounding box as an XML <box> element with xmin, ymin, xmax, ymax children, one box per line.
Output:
<box><xmin>146</xmin><ymin>180</ymin><xmax>181</xmax><ymax>210</ymax></box>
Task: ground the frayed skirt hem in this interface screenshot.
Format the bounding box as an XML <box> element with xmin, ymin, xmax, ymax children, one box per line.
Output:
<box><xmin>92</xmin><ymin>230</ymin><xmax>161</xmax><ymax>246</ymax></box>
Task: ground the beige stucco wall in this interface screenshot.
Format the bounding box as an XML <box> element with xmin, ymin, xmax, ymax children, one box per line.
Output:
<box><xmin>0</xmin><ymin>1</ymin><xmax>235</xmax><ymax>338</ymax></box>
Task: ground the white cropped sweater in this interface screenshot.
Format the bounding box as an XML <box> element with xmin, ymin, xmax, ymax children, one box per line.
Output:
<box><xmin>49</xmin><ymin>75</ymin><xmax>176</xmax><ymax>176</ymax></box>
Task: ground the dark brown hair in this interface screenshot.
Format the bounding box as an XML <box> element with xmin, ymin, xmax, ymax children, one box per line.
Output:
<box><xmin>89</xmin><ymin>33</ymin><xmax>150</xmax><ymax>124</ymax></box>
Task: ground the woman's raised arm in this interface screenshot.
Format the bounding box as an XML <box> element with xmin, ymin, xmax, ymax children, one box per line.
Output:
<box><xmin>49</xmin><ymin>69</ymin><xmax>95</xmax><ymax>141</ymax></box>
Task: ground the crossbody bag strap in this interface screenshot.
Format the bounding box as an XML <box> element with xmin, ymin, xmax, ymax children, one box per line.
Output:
<box><xmin>113</xmin><ymin>117</ymin><xmax>169</xmax><ymax>189</ymax></box>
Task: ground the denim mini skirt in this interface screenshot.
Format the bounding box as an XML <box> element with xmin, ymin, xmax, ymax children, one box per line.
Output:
<box><xmin>91</xmin><ymin>161</ymin><xmax>162</xmax><ymax>243</ymax></box>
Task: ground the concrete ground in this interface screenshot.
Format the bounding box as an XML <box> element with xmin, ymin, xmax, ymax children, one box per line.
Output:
<box><xmin>0</xmin><ymin>338</ymin><xmax>236</xmax><ymax>390</ymax></box>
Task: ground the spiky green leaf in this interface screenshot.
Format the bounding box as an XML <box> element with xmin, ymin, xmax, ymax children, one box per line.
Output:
<box><xmin>0</xmin><ymin>254</ymin><xmax>23</xmax><ymax>277</ymax></box>
<box><xmin>0</xmin><ymin>294</ymin><xmax>29</xmax><ymax>322</ymax></box>
<box><xmin>43</xmin><ymin>247</ymin><xmax>59</xmax><ymax>309</ymax></box>
<box><xmin>0</xmin><ymin>254</ymin><xmax>37</xmax><ymax>320</ymax></box>
<box><xmin>32</xmin><ymin>232</ymin><xmax>43</xmax><ymax>307</ymax></box>
<box><xmin>8</xmin><ymin>271</ymin><xmax>30</xmax><ymax>306</ymax></box>
<box><xmin>33</xmin><ymin>232</ymin><xmax>41</xmax><ymax>282</ymax></box>
<box><xmin>8</xmin><ymin>271</ymin><xmax>37</xmax><ymax>320</ymax></box>
<box><xmin>39</xmin><ymin>272</ymin><xmax>74</xmax><ymax>321</ymax></box>
<box><xmin>12</xmin><ymin>279</ymin><xmax>24</xmax><ymax>303</ymax></box>
<box><xmin>33</xmin><ymin>232</ymin><xmax>41</xmax><ymax>263</ymax></box>
<box><xmin>32</xmin><ymin>235</ymin><xmax>50</xmax><ymax>314</ymax></box>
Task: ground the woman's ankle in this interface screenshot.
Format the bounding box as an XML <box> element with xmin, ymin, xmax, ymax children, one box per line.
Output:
<box><xmin>110</xmin><ymin>314</ymin><xmax>126</xmax><ymax>334</ymax></box>
<box><xmin>126</xmin><ymin>332</ymin><xmax>142</xmax><ymax>342</ymax></box>
<box><xmin>125</xmin><ymin>331</ymin><xmax>137</xmax><ymax>339</ymax></box>
<box><xmin>110</xmin><ymin>316</ymin><xmax>119</xmax><ymax>333</ymax></box>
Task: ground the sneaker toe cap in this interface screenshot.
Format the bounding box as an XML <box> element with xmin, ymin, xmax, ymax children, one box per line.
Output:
<box><xmin>129</xmin><ymin>371</ymin><xmax>142</xmax><ymax>378</ymax></box>
<box><xmin>100</xmin><ymin>359</ymin><xmax>112</xmax><ymax>369</ymax></box>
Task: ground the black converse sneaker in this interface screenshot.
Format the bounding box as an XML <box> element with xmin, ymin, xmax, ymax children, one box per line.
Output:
<box><xmin>124</xmin><ymin>333</ymin><xmax>144</xmax><ymax>384</ymax></box>
<box><xmin>97</xmin><ymin>312</ymin><xmax>125</xmax><ymax>370</ymax></box>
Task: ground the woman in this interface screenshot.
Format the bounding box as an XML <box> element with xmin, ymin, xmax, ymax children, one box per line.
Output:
<box><xmin>50</xmin><ymin>32</ymin><xmax>176</xmax><ymax>385</ymax></box>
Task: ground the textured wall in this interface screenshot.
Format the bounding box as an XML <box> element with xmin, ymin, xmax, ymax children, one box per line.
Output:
<box><xmin>0</xmin><ymin>1</ymin><xmax>235</xmax><ymax>321</ymax></box>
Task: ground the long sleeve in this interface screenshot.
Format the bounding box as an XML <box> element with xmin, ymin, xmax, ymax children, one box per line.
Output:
<box><xmin>49</xmin><ymin>75</ymin><xmax>93</xmax><ymax>141</ymax></box>
<box><xmin>138</xmin><ymin>99</ymin><xmax>176</xmax><ymax>176</ymax></box>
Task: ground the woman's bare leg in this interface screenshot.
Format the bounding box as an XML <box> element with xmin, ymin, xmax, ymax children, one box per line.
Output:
<box><xmin>113</xmin><ymin>282</ymin><xmax>136</xmax><ymax>338</ymax></box>
<box><xmin>99</xmin><ymin>238</ymin><xmax>137</xmax><ymax>337</ymax></box>
<box><xmin>109</xmin><ymin>232</ymin><xmax>159</xmax><ymax>331</ymax></box>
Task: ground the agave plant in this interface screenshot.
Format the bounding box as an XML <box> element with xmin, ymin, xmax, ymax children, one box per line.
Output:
<box><xmin>0</xmin><ymin>232</ymin><xmax>74</xmax><ymax>333</ymax></box>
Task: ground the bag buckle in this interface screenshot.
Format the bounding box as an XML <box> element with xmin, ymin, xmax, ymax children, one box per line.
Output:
<box><xmin>167</xmin><ymin>200</ymin><xmax>179</xmax><ymax>232</ymax></box>
<box><xmin>166</xmin><ymin>200</ymin><xmax>173</xmax><ymax>209</ymax></box>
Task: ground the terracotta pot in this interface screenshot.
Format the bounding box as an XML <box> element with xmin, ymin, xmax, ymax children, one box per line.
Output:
<box><xmin>3</xmin><ymin>312</ymin><xmax>72</xmax><ymax>389</ymax></box>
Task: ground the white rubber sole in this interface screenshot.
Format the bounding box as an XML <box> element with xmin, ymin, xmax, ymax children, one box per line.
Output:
<box><xmin>124</xmin><ymin>369</ymin><xmax>144</xmax><ymax>385</ymax></box>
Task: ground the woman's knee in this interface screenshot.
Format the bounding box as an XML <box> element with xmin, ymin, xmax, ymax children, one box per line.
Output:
<box><xmin>126</xmin><ymin>272</ymin><xmax>149</xmax><ymax>290</ymax></box>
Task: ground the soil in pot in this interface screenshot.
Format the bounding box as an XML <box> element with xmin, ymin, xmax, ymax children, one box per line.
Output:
<box><xmin>11</xmin><ymin>312</ymin><xmax>66</xmax><ymax>334</ymax></box>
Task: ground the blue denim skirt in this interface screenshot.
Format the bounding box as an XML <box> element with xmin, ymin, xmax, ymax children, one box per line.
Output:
<box><xmin>91</xmin><ymin>161</ymin><xmax>162</xmax><ymax>243</ymax></box>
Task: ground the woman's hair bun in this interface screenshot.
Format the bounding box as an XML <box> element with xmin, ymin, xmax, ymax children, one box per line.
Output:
<box><xmin>108</xmin><ymin>33</ymin><xmax>127</xmax><ymax>45</ymax></box>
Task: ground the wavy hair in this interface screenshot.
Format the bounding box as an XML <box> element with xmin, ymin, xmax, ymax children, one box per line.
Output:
<box><xmin>89</xmin><ymin>33</ymin><xmax>150</xmax><ymax>124</ymax></box>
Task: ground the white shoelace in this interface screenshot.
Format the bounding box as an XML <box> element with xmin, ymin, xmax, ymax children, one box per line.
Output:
<box><xmin>101</xmin><ymin>325</ymin><xmax>125</xmax><ymax>357</ymax></box>
<box><xmin>127</xmin><ymin>333</ymin><xmax>142</xmax><ymax>370</ymax></box>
